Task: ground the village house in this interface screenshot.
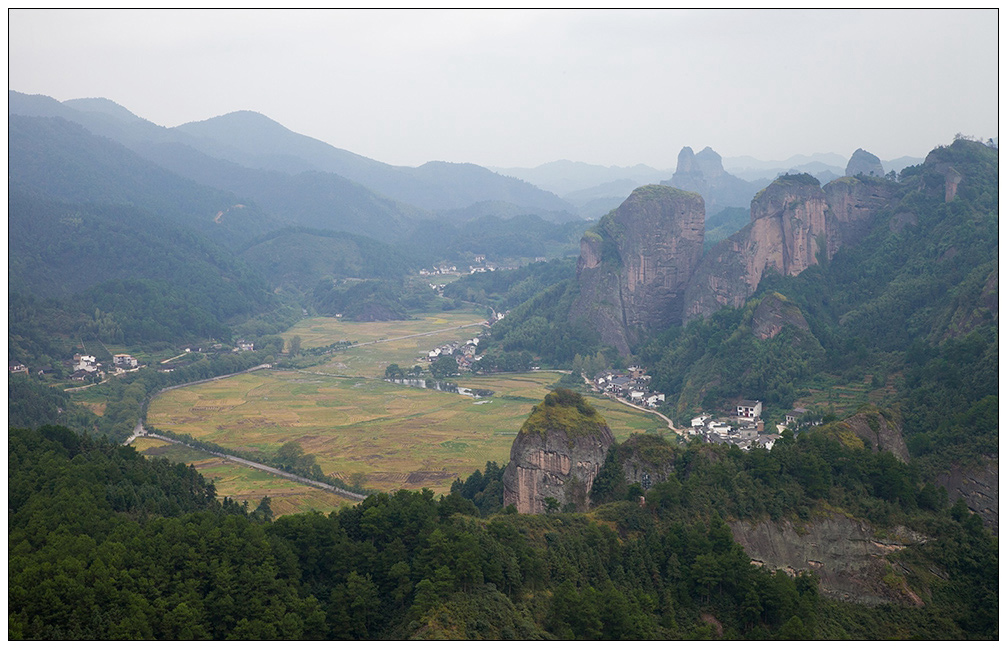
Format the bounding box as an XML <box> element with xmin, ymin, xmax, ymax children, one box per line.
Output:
<box><xmin>757</xmin><ymin>434</ymin><xmax>782</xmax><ymax>450</ymax></box>
<box><xmin>235</xmin><ymin>340</ymin><xmax>255</xmax><ymax>352</ymax></box>
<box><xmin>691</xmin><ymin>414</ymin><xmax>711</xmax><ymax>429</ymax></box>
<box><xmin>9</xmin><ymin>363</ymin><xmax>28</xmax><ymax>375</ymax></box>
<box><xmin>74</xmin><ymin>355</ymin><xmax>99</xmax><ymax>373</ymax></box>
<box><xmin>644</xmin><ymin>393</ymin><xmax>665</xmax><ymax>408</ymax></box>
<box><xmin>113</xmin><ymin>353</ymin><xmax>138</xmax><ymax>369</ymax></box>
<box><xmin>785</xmin><ymin>407</ymin><xmax>822</xmax><ymax>429</ymax></box>
<box><xmin>736</xmin><ymin>399</ymin><xmax>763</xmax><ymax>420</ymax></box>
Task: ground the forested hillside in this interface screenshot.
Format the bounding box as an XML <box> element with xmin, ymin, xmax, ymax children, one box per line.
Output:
<box><xmin>10</xmin><ymin>424</ymin><xmax>996</xmax><ymax>639</ymax></box>
<box><xmin>8</xmin><ymin>114</ymin><xmax>277</xmax><ymax>248</ymax></box>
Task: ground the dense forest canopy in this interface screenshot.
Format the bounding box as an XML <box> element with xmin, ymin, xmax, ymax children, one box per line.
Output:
<box><xmin>9</xmin><ymin>425</ymin><xmax>997</xmax><ymax>639</ymax></box>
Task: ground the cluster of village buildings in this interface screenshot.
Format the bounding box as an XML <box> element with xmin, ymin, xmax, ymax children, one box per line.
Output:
<box><xmin>8</xmin><ymin>352</ymin><xmax>142</xmax><ymax>383</ymax></box>
<box><xmin>592</xmin><ymin>366</ymin><xmax>667</xmax><ymax>409</ymax></box>
<box><xmin>687</xmin><ymin>402</ymin><xmax>820</xmax><ymax>451</ymax></box>
<box><xmin>11</xmin><ymin>339</ymin><xmax>261</xmax><ymax>383</ymax></box>
<box><xmin>425</xmin><ymin>336</ymin><xmax>483</xmax><ymax>372</ymax></box>
<box><xmin>420</xmin><ymin>254</ymin><xmax>536</xmax><ymax>280</ymax></box>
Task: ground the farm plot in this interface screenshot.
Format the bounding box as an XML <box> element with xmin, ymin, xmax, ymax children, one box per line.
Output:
<box><xmin>132</xmin><ymin>437</ymin><xmax>356</xmax><ymax>517</ymax></box>
<box><xmin>287</xmin><ymin>309</ymin><xmax>488</xmax><ymax>379</ymax></box>
<box><xmin>146</xmin><ymin>369</ymin><xmax>670</xmax><ymax>495</ymax></box>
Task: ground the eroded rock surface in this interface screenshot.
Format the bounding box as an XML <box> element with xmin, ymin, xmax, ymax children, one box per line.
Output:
<box><xmin>570</xmin><ymin>184</ymin><xmax>705</xmax><ymax>354</ymax></box>
<box><xmin>730</xmin><ymin>514</ymin><xmax>927</xmax><ymax>606</ymax></box>
<box><xmin>823</xmin><ymin>176</ymin><xmax>899</xmax><ymax>257</ymax></box>
<box><xmin>845</xmin><ymin>148</ymin><xmax>885</xmax><ymax>178</ymax></box>
<box><xmin>502</xmin><ymin>389</ymin><xmax>615</xmax><ymax>514</ymax></box>
<box><xmin>751</xmin><ymin>292</ymin><xmax>811</xmax><ymax>341</ymax></box>
<box><xmin>935</xmin><ymin>458</ymin><xmax>999</xmax><ymax>534</ymax></box>
<box><xmin>684</xmin><ymin>174</ymin><xmax>828</xmax><ymax>321</ymax></box>
<box><xmin>842</xmin><ymin>408</ymin><xmax>911</xmax><ymax>463</ymax></box>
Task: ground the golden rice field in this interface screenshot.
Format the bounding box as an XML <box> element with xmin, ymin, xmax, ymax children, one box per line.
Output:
<box><xmin>286</xmin><ymin>308</ymin><xmax>489</xmax><ymax>379</ymax></box>
<box><xmin>140</xmin><ymin>312</ymin><xmax>674</xmax><ymax>515</ymax></box>
<box><xmin>145</xmin><ymin>370</ymin><xmax>671</xmax><ymax>497</ymax></box>
<box><xmin>132</xmin><ymin>436</ymin><xmax>356</xmax><ymax>517</ymax></box>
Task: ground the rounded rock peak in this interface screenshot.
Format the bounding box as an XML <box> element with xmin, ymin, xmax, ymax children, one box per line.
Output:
<box><xmin>845</xmin><ymin>148</ymin><xmax>885</xmax><ymax>177</ymax></box>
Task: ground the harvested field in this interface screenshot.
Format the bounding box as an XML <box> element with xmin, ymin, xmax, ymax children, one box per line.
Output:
<box><xmin>147</xmin><ymin>368</ymin><xmax>673</xmax><ymax>498</ymax></box>
<box><xmin>132</xmin><ymin>439</ymin><xmax>356</xmax><ymax>517</ymax></box>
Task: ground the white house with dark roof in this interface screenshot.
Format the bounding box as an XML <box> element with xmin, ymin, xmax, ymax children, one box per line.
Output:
<box><xmin>737</xmin><ymin>399</ymin><xmax>762</xmax><ymax>420</ymax></box>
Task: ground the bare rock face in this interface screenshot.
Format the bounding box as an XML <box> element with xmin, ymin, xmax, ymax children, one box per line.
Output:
<box><xmin>502</xmin><ymin>389</ymin><xmax>615</xmax><ymax>514</ymax></box>
<box><xmin>751</xmin><ymin>292</ymin><xmax>811</xmax><ymax>341</ymax></box>
<box><xmin>683</xmin><ymin>174</ymin><xmax>828</xmax><ymax>321</ymax></box>
<box><xmin>934</xmin><ymin>458</ymin><xmax>999</xmax><ymax>534</ymax></box>
<box><xmin>570</xmin><ymin>185</ymin><xmax>705</xmax><ymax>354</ymax></box>
<box><xmin>730</xmin><ymin>514</ymin><xmax>928</xmax><ymax>606</ymax></box>
<box><xmin>845</xmin><ymin>148</ymin><xmax>885</xmax><ymax>178</ymax></box>
<box><xmin>823</xmin><ymin>176</ymin><xmax>900</xmax><ymax>258</ymax></box>
<box><xmin>841</xmin><ymin>407</ymin><xmax>911</xmax><ymax>463</ymax></box>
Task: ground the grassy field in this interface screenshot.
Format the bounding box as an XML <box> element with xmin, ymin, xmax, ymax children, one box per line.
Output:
<box><xmin>145</xmin><ymin>368</ymin><xmax>671</xmax><ymax>498</ymax></box>
<box><xmin>285</xmin><ymin>308</ymin><xmax>489</xmax><ymax>379</ymax></box>
<box><xmin>285</xmin><ymin>307</ymin><xmax>487</xmax><ymax>351</ymax></box>
<box><xmin>132</xmin><ymin>437</ymin><xmax>356</xmax><ymax>517</ymax></box>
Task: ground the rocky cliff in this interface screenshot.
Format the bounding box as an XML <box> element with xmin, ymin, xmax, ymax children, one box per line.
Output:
<box><xmin>663</xmin><ymin>146</ymin><xmax>760</xmax><ymax>215</ymax></box>
<box><xmin>823</xmin><ymin>175</ymin><xmax>900</xmax><ymax>257</ymax></box>
<box><xmin>845</xmin><ymin>148</ymin><xmax>885</xmax><ymax>177</ymax></box>
<box><xmin>730</xmin><ymin>514</ymin><xmax>928</xmax><ymax>606</ymax></box>
<box><xmin>683</xmin><ymin>171</ymin><xmax>899</xmax><ymax>322</ymax></box>
<box><xmin>502</xmin><ymin>389</ymin><xmax>615</xmax><ymax>514</ymax></box>
<box><xmin>683</xmin><ymin>174</ymin><xmax>828</xmax><ymax>321</ymax></box>
<box><xmin>841</xmin><ymin>407</ymin><xmax>911</xmax><ymax>463</ymax></box>
<box><xmin>570</xmin><ymin>185</ymin><xmax>705</xmax><ymax>354</ymax></box>
<box><xmin>750</xmin><ymin>292</ymin><xmax>812</xmax><ymax>341</ymax></box>
<box><xmin>934</xmin><ymin>458</ymin><xmax>999</xmax><ymax>533</ymax></box>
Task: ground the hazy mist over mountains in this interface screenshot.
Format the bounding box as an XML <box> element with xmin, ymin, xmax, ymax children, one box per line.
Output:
<box><xmin>10</xmin><ymin>89</ymin><xmax>927</xmax><ymax>226</ymax></box>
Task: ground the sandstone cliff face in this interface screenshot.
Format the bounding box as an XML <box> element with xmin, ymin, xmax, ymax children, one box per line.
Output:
<box><xmin>841</xmin><ymin>409</ymin><xmax>911</xmax><ymax>463</ymax></box>
<box><xmin>845</xmin><ymin>148</ymin><xmax>885</xmax><ymax>177</ymax></box>
<box><xmin>751</xmin><ymin>292</ymin><xmax>811</xmax><ymax>341</ymax></box>
<box><xmin>730</xmin><ymin>514</ymin><xmax>928</xmax><ymax>606</ymax></box>
<box><xmin>683</xmin><ymin>174</ymin><xmax>828</xmax><ymax>321</ymax></box>
<box><xmin>935</xmin><ymin>458</ymin><xmax>999</xmax><ymax>534</ymax></box>
<box><xmin>502</xmin><ymin>390</ymin><xmax>615</xmax><ymax>514</ymax></box>
<box><xmin>682</xmin><ymin>172</ymin><xmax>901</xmax><ymax>323</ymax></box>
<box><xmin>570</xmin><ymin>185</ymin><xmax>705</xmax><ymax>354</ymax></box>
<box><xmin>823</xmin><ymin>176</ymin><xmax>899</xmax><ymax>258</ymax></box>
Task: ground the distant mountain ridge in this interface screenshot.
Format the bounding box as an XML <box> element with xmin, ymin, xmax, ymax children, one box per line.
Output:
<box><xmin>8</xmin><ymin>91</ymin><xmax>579</xmax><ymax>225</ymax></box>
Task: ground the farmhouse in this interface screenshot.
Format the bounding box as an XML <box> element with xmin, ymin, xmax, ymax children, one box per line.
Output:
<box><xmin>736</xmin><ymin>399</ymin><xmax>762</xmax><ymax>420</ymax></box>
<box><xmin>113</xmin><ymin>353</ymin><xmax>138</xmax><ymax>369</ymax></box>
<box><xmin>74</xmin><ymin>355</ymin><xmax>99</xmax><ymax>373</ymax></box>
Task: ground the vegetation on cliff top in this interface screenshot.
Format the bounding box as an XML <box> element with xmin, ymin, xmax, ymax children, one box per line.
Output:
<box><xmin>518</xmin><ymin>388</ymin><xmax>610</xmax><ymax>441</ymax></box>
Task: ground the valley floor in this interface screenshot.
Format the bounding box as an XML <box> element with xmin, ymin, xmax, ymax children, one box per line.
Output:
<box><xmin>138</xmin><ymin>312</ymin><xmax>669</xmax><ymax>515</ymax></box>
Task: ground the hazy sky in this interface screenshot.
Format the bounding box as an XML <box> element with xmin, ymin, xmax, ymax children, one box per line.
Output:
<box><xmin>9</xmin><ymin>9</ymin><xmax>999</xmax><ymax>169</ymax></box>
